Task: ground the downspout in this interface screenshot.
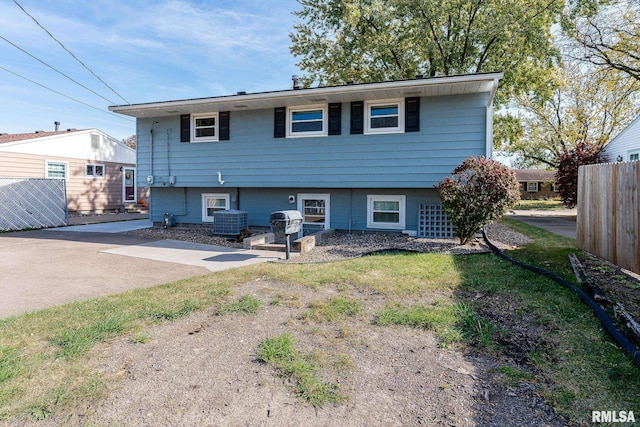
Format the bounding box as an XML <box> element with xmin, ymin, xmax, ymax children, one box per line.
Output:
<box><xmin>149</xmin><ymin>124</ymin><xmax>155</xmax><ymax>178</ymax></box>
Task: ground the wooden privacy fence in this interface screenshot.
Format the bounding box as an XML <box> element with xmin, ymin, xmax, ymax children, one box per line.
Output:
<box><xmin>577</xmin><ymin>162</ymin><xmax>640</xmax><ymax>274</ymax></box>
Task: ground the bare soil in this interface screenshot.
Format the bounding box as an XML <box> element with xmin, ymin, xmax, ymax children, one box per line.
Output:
<box><xmin>37</xmin><ymin>278</ymin><xmax>565</xmax><ymax>427</ymax></box>
<box><xmin>24</xmin><ymin>224</ymin><xmax>640</xmax><ymax>427</ymax></box>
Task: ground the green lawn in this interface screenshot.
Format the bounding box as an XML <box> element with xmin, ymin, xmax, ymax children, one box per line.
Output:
<box><xmin>1</xmin><ymin>220</ymin><xmax>638</xmax><ymax>424</ymax></box>
<box><xmin>513</xmin><ymin>199</ymin><xmax>569</xmax><ymax>210</ymax></box>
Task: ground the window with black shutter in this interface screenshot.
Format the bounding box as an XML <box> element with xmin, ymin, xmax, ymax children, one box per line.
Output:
<box><xmin>274</xmin><ymin>107</ymin><xmax>286</xmax><ymax>138</ymax></box>
<box><xmin>219</xmin><ymin>111</ymin><xmax>230</xmax><ymax>140</ymax></box>
<box><xmin>328</xmin><ymin>103</ymin><xmax>342</xmax><ymax>135</ymax></box>
<box><xmin>180</xmin><ymin>114</ymin><xmax>190</xmax><ymax>142</ymax></box>
<box><xmin>350</xmin><ymin>101</ymin><xmax>364</xmax><ymax>134</ymax></box>
<box><xmin>405</xmin><ymin>97</ymin><xmax>420</xmax><ymax>132</ymax></box>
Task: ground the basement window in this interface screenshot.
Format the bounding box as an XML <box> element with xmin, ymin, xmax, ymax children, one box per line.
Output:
<box><xmin>202</xmin><ymin>193</ymin><xmax>229</xmax><ymax>222</ymax></box>
<box><xmin>367</xmin><ymin>195</ymin><xmax>406</xmax><ymax>229</ymax></box>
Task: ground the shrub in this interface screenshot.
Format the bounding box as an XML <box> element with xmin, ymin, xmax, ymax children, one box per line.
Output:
<box><xmin>555</xmin><ymin>141</ymin><xmax>606</xmax><ymax>208</ymax></box>
<box><xmin>436</xmin><ymin>156</ymin><xmax>519</xmax><ymax>244</ymax></box>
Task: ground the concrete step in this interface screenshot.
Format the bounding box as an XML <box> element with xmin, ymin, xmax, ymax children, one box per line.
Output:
<box><xmin>252</xmin><ymin>243</ymin><xmax>295</xmax><ymax>252</ymax></box>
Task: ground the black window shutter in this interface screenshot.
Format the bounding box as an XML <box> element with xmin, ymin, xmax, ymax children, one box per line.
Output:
<box><xmin>180</xmin><ymin>114</ymin><xmax>191</xmax><ymax>142</ymax></box>
<box><xmin>219</xmin><ymin>111</ymin><xmax>230</xmax><ymax>140</ymax></box>
<box><xmin>274</xmin><ymin>107</ymin><xmax>286</xmax><ymax>138</ymax></box>
<box><xmin>405</xmin><ymin>97</ymin><xmax>420</xmax><ymax>132</ymax></box>
<box><xmin>350</xmin><ymin>101</ymin><xmax>363</xmax><ymax>135</ymax></box>
<box><xmin>328</xmin><ymin>103</ymin><xmax>342</xmax><ymax>135</ymax></box>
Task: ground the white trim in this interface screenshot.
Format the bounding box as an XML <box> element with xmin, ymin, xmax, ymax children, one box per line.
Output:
<box><xmin>287</xmin><ymin>104</ymin><xmax>328</xmax><ymax>138</ymax></box>
<box><xmin>297</xmin><ymin>193</ymin><xmax>330</xmax><ymax>236</ymax></box>
<box><xmin>45</xmin><ymin>160</ymin><xmax>69</xmax><ymax>180</ymax></box>
<box><xmin>367</xmin><ymin>195</ymin><xmax>406</xmax><ymax>229</ymax></box>
<box><xmin>191</xmin><ymin>112</ymin><xmax>219</xmax><ymax>142</ymax></box>
<box><xmin>109</xmin><ymin>72</ymin><xmax>504</xmax><ymax>117</ymax></box>
<box><xmin>201</xmin><ymin>193</ymin><xmax>230</xmax><ymax>222</ymax></box>
<box><xmin>364</xmin><ymin>99</ymin><xmax>404</xmax><ymax>135</ymax></box>
<box><xmin>85</xmin><ymin>163</ymin><xmax>105</xmax><ymax>178</ymax></box>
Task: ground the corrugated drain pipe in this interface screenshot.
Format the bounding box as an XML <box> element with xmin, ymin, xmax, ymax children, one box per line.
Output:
<box><xmin>482</xmin><ymin>227</ymin><xmax>640</xmax><ymax>368</ymax></box>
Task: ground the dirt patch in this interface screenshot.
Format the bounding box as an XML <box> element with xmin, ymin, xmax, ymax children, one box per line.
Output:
<box><xmin>35</xmin><ymin>279</ymin><xmax>566</xmax><ymax>427</ymax></box>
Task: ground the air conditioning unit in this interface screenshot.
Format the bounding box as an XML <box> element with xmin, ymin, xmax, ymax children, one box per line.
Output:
<box><xmin>213</xmin><ymin>210</ymin><xmax>248</xmax><ymax>236</ymax></box>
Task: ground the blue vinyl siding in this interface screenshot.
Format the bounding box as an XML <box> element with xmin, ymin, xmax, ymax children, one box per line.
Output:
<box><xmin>136</xmin><ymin>93</ymin><xmax>489</xmax><ymax>190</ymax></box>
<box><xmin>153</xmin><ymin>186</ymin><xmax>441</xmax><ymax>231</ymax></box>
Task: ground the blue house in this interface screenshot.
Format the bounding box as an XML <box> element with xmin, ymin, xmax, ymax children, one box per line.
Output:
<box><xmin>109</xmin><ymin>72</ymin><xmax>502</xmax><ymax>236</ymax></box>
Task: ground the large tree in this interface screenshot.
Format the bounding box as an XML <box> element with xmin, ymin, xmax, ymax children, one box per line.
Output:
<box><xmin>563</xmin><ymin>0</ymin><xmax>640</xmax><ymax>81</ymax></box>
<box><xmin>496</xmin><ymin>62</ymin><xmax>640</xmax><ymax>168</ymax></box>
<box><xmin>290</xmin><ymin>0</ymin><xmax>563</xmax><ymax>104</ymax></box>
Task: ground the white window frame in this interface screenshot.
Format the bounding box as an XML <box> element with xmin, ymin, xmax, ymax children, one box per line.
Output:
<box><xmin>85</xmin><ymin>163</ymin><xmax>105</xmax><ymax>178</ymax></box>
<box><xmin>629</xmin><ymin>151</ymin><xmax>639</xmax><ymax>161</ymax></box>
<box><xmin>191</xmin><ymin>112</ymin><xmax>219</xmax><ymax>143</ymax></box>
<box><xmin>526</xmin><ymin>182</ymin><xmax>539</xmax><ymax>192</ymax></box>
<box><xmin>45</xmin><ymin>160</ymin><xmax>68</xmax><ymax>180</ymax></box>
<box><xmin>201</xmin><ymin>193</ymin><xmax>229</xmax><ymax>222</ymax></box>
<box><xmin>367</xmin><ymin>195</ymin><xmax>406</xmax><ymax>230</ymax></box>
<box><xmin>287</xmin><ymin>105</ymin><xmax>327</xmax><ymax>138</ymax></box>
<box><xmin>365</xmin><ymin>99</ymin><xmax>404</xmax><ymax>135</ymax></box>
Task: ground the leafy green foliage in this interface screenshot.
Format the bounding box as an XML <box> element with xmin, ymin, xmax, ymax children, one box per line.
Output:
<box><xmin>555</xmin><ymin>140</ymin><xmax>606</xmax><ymax>207</ymax></box>
<box><xmin>290</xmin><ymin>0</ymin><xmax>561</xmax><ymax>105</ymax></box>
<box><xmin>436</xmin><ymin>156</ymin><xmax>519</xmax><ymax>244</ymax></box>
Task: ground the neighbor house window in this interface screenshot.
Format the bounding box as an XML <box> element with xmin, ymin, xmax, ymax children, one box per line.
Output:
<box><xmin>365</xmin><ymin>99</ymin><xmax>404</xmax><ymax>134</ymax></box>
<box><xmin>201</xmin><ymin>193</ymin><xmax>229</xmax><ymax>222</ymax></box>
<box><xmin>288</xmin><ymin>105</ymin><xmax>327</xmax><ymax>137</ymax></box>
<box><xmin>45</xmin><ymin>161</ymin><xmax>68</xmax><ymax>180</ymax></box>
<box><xmin>527</xmin><ymin>182</ymin><xmax>539</xmax><ymax>192</ymax></box>
<box><xmin>630</xmin><ymin>152</ymin><xmax>639</xmax><ymax>161</ymax></box>
<box><xmin>85</xmin><ymin>164</ymin><xmax>104</xmax><ymax>178</ymax></box>
<box><xmin>367</xmin><ymin>195</ymin><xmax>406</xmax><ymax>229</ymax></box>
<box><xmin>191</xmin><ymin>113</ymin><xmax>218</xmax><ymax>142</ymax></box>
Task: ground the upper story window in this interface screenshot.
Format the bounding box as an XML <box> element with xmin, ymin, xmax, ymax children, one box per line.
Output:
<box><xmin>288</xmin><ymin>105</ymin><xmax>327</xmax><ymax>137</ymax></box>
<box><xmin>365</xmin><ymin>99</ymin><xmax>404</xmax><ymax>135</ymax></box>
<box><xmin>630</xmin><ymin>152</ymin><xmax>639</xmax><ymax>161</ymax></box>
<box><xmin>45</xmin><ymin>160</ymin><xmax>68</xmax><ymax>180</ymax></box>
<box><xmin>191</xmin><ymin>113</ymin><xmax>219</xmax><ymax>142</ymax></box>
<box><xmin>85</xmin><ymin>164</ymin><xmax>104</xmax><ymax>178</ymax></box>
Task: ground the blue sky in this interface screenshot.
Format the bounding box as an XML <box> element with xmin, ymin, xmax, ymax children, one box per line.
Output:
<box><xmin>0</xmin><ymin>0</ymin><xmax>303</xmax><ymax>140</ymax></box>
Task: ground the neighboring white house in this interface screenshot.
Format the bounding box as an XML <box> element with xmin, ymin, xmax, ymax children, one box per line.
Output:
<box><xmin>603</xmin><ymin>114</ymin><xmax>640</xmax><ymax>162</ymax></box>
<box><xmin>0</xmin><ymin>128</ymin><xmax>148</xmax><ymax>213</ymax></box>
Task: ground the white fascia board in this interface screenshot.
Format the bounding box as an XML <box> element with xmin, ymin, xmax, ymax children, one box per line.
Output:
<box><xmin>109</xmin><ymin>72</ymin><xmax>504</xmax><ymax>118</ymax></box>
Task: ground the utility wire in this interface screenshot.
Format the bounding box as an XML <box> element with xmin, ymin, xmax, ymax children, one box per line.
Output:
<box><xmin>0</xmin><ymin>65</ymin><xmax>135</xmax><ymax>122</ymax></box>
<box><xmin>12</xmin><ymin>0</ymin><xmax>130</xmax><ymax>105</ymax></box>
<box><xmin>0</xmin><ymin>34</ymin><xmax>117</xmax><ymax>105</ymax></box>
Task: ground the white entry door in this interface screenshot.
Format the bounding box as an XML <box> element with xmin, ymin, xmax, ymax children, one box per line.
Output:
<box><xmin>297</xmin><ymin>193</ymin><xmax>330</xmax><ymax>236</ymax></box>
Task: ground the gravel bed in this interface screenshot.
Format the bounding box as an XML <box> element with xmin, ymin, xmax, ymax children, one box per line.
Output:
<box><xmin>125</xmin><ymin>222</ymin><xmax>532</xmax><ymax>263</ymax></box>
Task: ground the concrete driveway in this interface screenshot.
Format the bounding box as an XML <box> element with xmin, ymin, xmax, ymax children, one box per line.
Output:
<box><xmin>1</xmin><ymin>222</ymin><xmax>287</xmax><ymax>319</ymax></box>
<box><xmin>506</xmin><ymin>209</ymin><xmax>577</xmax><ymax>239</ymax></box>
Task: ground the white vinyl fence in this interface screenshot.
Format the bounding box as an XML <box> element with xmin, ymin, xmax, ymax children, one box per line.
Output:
<box><xmin>0</xmin><ymin>178</ymin><xmax>68</xmax><ymax>231</ymax></box>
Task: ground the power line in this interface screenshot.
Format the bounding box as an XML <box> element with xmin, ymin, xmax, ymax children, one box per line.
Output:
<box><xmin>12</xmin><ymin>0</ymin><xmax>130</xmax><ymax>105</ymax></box>
<box><xmin>0</xmin><ymin>34</ymin><xmax>117</xmax><ymax>105</ymax></box>
<box><xmin>0</xmin><ymin>65</ymin><xmax>135</xmax><ymax>123</ymax></box>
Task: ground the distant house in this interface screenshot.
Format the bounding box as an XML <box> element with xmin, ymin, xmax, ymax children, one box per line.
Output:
<box><xmin>0</xmin><ymin>128</ymin><xmax>148</xmax><ymax>214</ymax></box>
<box><xmin>109</xmin><ymin>72</ymin><xmax>502</xmax><ymax>235</ymax></box>
<box><xmin>603</xmin><ymin>114</ymin><xmax>640</xmax><ymax>163</ymax></box>
<box><xmin>514</xmin><ymin>169</ymin><xmax>558</xmax><ymax>200</ymax></box>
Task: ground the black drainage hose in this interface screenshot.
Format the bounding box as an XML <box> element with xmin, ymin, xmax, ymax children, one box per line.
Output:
<box><xmin>482</xmin><ymin>227</ymin><xmax>640</xmax><ymax>368</ymax></box>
